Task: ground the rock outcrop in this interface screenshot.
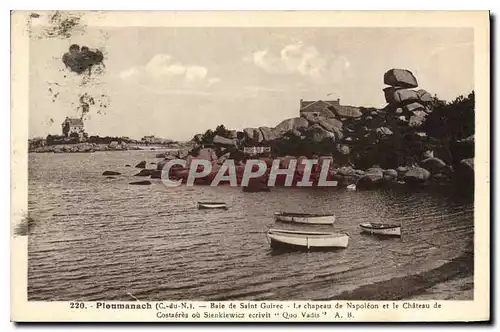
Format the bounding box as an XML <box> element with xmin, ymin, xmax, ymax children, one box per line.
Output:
<box><xmin>420</xmin><ymin>157</ymin><xmax>447</xmax><ymax>175</ymax></box>
<box><xmin>129</xmin><ymin>180</ymin><xmax>152</xmax><ymax>185</ymax></box>
<box><xmin>102</xmin><ymin>171</ymin><xmax>121</xmax><ymax>176</ymax></box>
<box><xmin>135</xmin><ymin>161</ymin><xmax>146</xmax><ymax>169</ymax></box>
<box><xmin>383</xmin><ymin>69</ymin><xmax>418</xmax><ymax>88</ymax></box>
<box><xmin>404</xmin><ymin>167</ymin><xmax>431</xmax><ymax>183</ymax></box>
<box><xmin>213</xmin><ymin>135</ymin><xmax>237</xmax><ymax>147</ymax></box>
<box><xmin>134</xmin><ymin>169</ymin><xmax>154</xmax><ymax>177</ymax></box>
<box><xmin>180</xmin><ymin>67</ymin><xmax>473</xmax><ymax>191</ymax></box>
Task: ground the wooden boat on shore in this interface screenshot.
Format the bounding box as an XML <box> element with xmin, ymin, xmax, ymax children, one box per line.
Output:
<box><xmin>273</xmin><ymin>212</ymin><xmax>336</xmax><ymax>225</ymax></box>
<box><xmin>359</xmin><ymin>222</ymin><xmax>401</xmax><ymax>236</ymax></box>
<box><xmin>197</xmin><ymin>201</ymin><xmax>227</xmax><ymax>210</ymax></box>
<box><xmin>267</xmin><ymin>228</ymin><xmax>349</xmax><ymax>249</ymax></box>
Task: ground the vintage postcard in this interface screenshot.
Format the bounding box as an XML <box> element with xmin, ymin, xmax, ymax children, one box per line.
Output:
<box><xmin>11</xmin><ymin>10</ymin><xmax>490</xmax><ymax>322</ymax></box>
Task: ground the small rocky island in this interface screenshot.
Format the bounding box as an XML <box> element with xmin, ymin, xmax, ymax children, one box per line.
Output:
<box><xmin>28</xmin><ymin>117</ymin><xmax>186</xmax><ymax>153</ymax></box>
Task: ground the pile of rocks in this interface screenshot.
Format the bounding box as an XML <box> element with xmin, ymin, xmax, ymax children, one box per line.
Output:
<box><xmin>382</xmin><ymin>68</ymin><xmax>434</xmax><ymax>128</ymax></box>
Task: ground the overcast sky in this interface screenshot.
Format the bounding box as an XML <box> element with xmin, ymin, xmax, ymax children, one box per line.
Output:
<box><xmin>29</xmin><ymin>27</ymin><xmax>474</xmax><ymax>140</ymax></box>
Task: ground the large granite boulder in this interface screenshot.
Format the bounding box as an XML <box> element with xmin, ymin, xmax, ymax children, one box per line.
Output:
<box><xmin>384</xmin><ymin>68</ymin><xmax>418</xmax><ymax>88</ymax></box>
<box><xmin>301</xmin><ymin>112</ymin><xmax>322</xmax><ymax>125</ymax></box>
<box><xmin>383</xmin><ymin>169</ymin><xmax>398</xmax><ymax>181</ymax></box>
<box><xmin>259</xmin><ymin>126</ymin><xmax>280</xmax><ymax>142</ymax></box>
<box><xmin>405</xmin><ymin>102</ymin><xmax>425</xmax><ymax>113</ymax></box>
<box><xmin>320</xmin><ymin>108</ymin><xmax>336</xmax><ymax>118</ymax></box>
<box><xmin>337</xmin><ymin>166</ymin><xmax>357</xmax><ymax>176</ymax></box>
<box><xmin>404</xmin><ymin>167</ymin><xmax>431</xmax><ymax>183</ymax></box>
<box><xmin>383</xmin><ymin>87</ymin><xmax>419</xmax><ymax>104</ymax></box>
<box><xmin>318</xmin><ymin>117</ymin><xmax>343</xmax><ymax>131</ymax></box>
<box><xmin>420</xmin><ymin>157</ymin><xmax>447</xmax><ymax>174</ymax></box>
<box><xmin>213</xmin><ymin>135</ymin><xmax>237</xmax><ymax>146</ymax></box>
<box><xmin>396</xmin><ymin>166</ymin><xmax>409</xmax><ymax>176</ymax></box>
<box><xmin>308</xmin><ymin>124</ymin><xmax>337</xmax><ymax>143</ymax></box>
<box><xmin>274</xmin><ymin>117</ymin><xmax>309</xmax><ymax>135</ymax></box>
<box><xmin>357</xmin><ymin>167</ymin><xmax>384</xmax><ymax>189</ymax></box>
<box><xmin>328</xmin><ymin>104</ymin><xmax>363</xmax><ymax>118</ymax></box>
<box><xmin>412</xmin><ymin>110</ymin><xmax>427</xmax><ymax>118</ymax></box>
<box><xmin>416</xmin><ymin>89</ymin><xmax>433</xmax><ymax>103</ymax></box>
<box><xmin>243</xmin><ymin>128</ymin><xmax>258</xmax><ymax>141</ymax></box>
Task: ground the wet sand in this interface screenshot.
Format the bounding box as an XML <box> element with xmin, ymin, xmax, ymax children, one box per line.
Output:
<box><xmin>328</xmin><ymin>252</ymin><xmax>473</xmax><ymax>300</ymax></box>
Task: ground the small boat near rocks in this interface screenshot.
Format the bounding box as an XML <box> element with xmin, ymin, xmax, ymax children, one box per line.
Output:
<box><xmin>273</xmin><ymin>212</ymin><xmax>336</xmax><ymax>225</ymax></box>
<box><xmin>267</xmin><ymin>228</ymin><xmax>349</xmax><ymax>250</ymax></box>
<box><xmin>197</xmin><ymin>201</ymin><xmax>228</xmax><ymax>210</ymax></box>
<box><xmin>359</xmin><ymin>222</ymin><xmax>401</xmax><ymax>236</ymax></box>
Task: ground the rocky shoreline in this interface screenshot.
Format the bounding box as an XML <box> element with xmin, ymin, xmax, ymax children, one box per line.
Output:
<box><xmin>36</xmin><ymin>67</ymin><xmax>475</xmax><ymax>193</ymax></box>
<box><xmin>28</xmin><ymin>141</ymin><xmax>193</xmax><ymax>153</ymax></box>
<box><xmin>30</xmin><ymin>142</ymin><xmax>140</xmax><ymax>153</ymax></box>
<box><xmin>139</xmin><ymin>68</ymin><xmax>474</xmax><ymax>191</ymax></box>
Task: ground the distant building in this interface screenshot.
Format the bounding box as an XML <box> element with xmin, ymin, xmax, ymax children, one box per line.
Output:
<box><xmin>142</xmin><ymin>135</ymin><xmax>156</xmax><ymax>143</ymax></box>
<box><xmin>141</xmin><ymin>135</ymin><xmax>174</xmax><ymax>145</ymax></box>
<box><xmin>300</xmin><ymin>99</ymin><xmax>341</xmax><ymax>116</ymax></box>
<box><xmin>61</xmin><ymin>117</ymin><xmax>85</xmax><ymax>138</ymax></box>
<box><xmin>244</xmin><ymin>146</ymin><xmax>271</xmax><ymax>155</ymax></box>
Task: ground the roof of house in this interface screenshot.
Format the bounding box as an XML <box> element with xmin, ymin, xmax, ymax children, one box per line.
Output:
<box><xmin>300</xmin><ymin>100</ymin><xmax>340</xmax><ymax>112</ymax></box>
<box><xmin>63</xmin><ymin>117</ymin><xmax>84</xmax><ymax>126</ymax></box>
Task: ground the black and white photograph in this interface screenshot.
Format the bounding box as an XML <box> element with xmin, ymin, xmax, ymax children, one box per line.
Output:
<box><xmin>10</xmin><ymin>10</ymin><xmax>490</xmax><ymax>322</ymax></box>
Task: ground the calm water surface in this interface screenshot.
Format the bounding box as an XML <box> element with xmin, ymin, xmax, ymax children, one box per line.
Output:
<box><xmin>27</xmin><ymin>151</ymin><xmax>474</xmax><ymax>301</ymax></box>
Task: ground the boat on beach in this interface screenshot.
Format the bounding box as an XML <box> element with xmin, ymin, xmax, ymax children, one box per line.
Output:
<box><xmin>266</xmin><ymin>228</ymin><xmax>349</xmax><ymax>250</ymax></box>
<box><xmin>346</xmin><ymin>184</ymin><xmax>356</xmax><ymax>191</ymax></box>
<box><xmin>197</xmin><ymin>201</ymin><xmax>228</xmax><ymax>210</ymax></box>
<box><xmin>359</xmin><ymin>222</ymin><xmax>401</xmax><ymax>236</ymax></box>
<box><xmin>273</xmin><ymin>211</ymin><xmax>336</xmax><ymax>225</ymax></box>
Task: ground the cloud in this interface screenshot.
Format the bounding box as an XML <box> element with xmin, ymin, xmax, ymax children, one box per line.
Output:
<box><xmin>208</xmin><ymin>77</ymin><xmax>222</xmax><ymax>85</ymax></box>
<box><xmin>246</xmin><ymin>41</ymin><xmax>350</xmax><ymax>81</ymax></box>
<box><xmin>120</xmin><ymin>54</ymin><xmax>220</xmax><ymax>90</ymax></box>
<box><xmin>119</xmin><ymin>67</ymin><xmax>140</xmax><ymax>79</ymax></box>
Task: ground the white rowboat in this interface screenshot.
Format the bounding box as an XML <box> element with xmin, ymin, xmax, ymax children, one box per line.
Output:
<box><xmin>267</xmin><ymin>228</ymin><xmax>349</xmax><ymax>249</ymax></box>
<box><xmin>359</xmin><ymin>222</ymin><xmax>401</xmax><ymax>236</ymax></box>
<box><xmin>197</xmin><ymin>202</ymin><xmax>227</xmax><ymax>209</ymax></box>
<box><xmin>346</xmin><ymin>184</ymin><xmax>356</xmax><ymax>191</ymax></box>
<box><xmin>273</xmin><ymin>212</ymin><xmax>336</xmax><ymax>225</ymax></box>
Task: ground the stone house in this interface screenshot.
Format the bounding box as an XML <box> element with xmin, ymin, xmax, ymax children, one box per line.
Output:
<box><xmin>61</xmin><ymin>117</ymin><xmax>85</xmax><ymax>138</ymax></box>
